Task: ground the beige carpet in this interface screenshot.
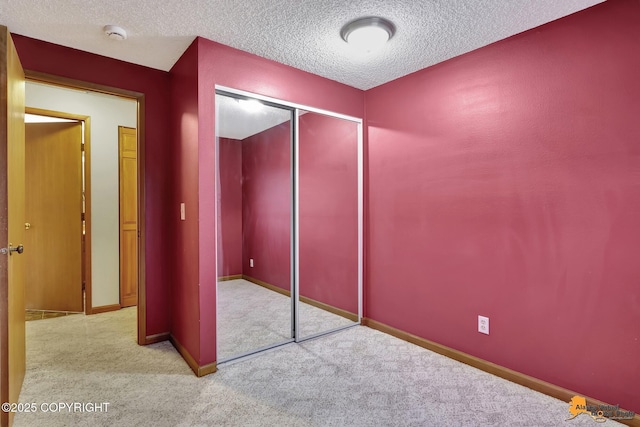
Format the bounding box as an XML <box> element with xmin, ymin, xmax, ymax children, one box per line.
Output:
<box><xmin>14</xmin><ymin>307</ymin><xmax>620</xmax><ymax>427</ymax></box>
<box><xmin>217</xmin><ymin>279</ymin><xmax>356</xmax><ymax>360</ymax></box>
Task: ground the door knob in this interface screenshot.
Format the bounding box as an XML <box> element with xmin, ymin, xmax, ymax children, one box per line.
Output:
<box><xmin>1</xmin><ymin>244</ymin><xmax>24</xmax><ymax>255</ymax></box>
<box><xmin>25</xmin><ymin>222</ymin><xmax>31</xmax><ymax>230</ymax></box>
<box><xmin>9</xmin><ymin>244</ymin><xmax>24</xmax><ymax>255</ymax></box>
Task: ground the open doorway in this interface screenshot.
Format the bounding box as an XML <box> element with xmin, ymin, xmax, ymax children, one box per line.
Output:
<box><xmin>24</xmin><ymin>108</ymin><xmax>88</xmax><ymax>317</ymax></box>
<box><xmin>23</xmin><ymin>75</ymin><xmax>147</xmax><ymax>343</ymax></box>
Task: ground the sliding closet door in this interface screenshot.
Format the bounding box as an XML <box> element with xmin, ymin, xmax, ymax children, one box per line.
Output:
<box><xmin>296</xmin><ymin>110</ymin><xmax>361</xmax><ymax>340</ymax></box>
<box><xmin>216</xmin><ymin>93</ymin><xmax>294</xmax><ymax>361</ymax></box>
<box><xmin>215</xmin><ymin>87</ymin><xmax>362</xmax><ymax>361</ymax></box>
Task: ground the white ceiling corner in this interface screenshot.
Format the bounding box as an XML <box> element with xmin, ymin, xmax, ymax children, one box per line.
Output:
<box><xmin>2</xmin><ymin>0</ymin><xmax>604</xmax><ymax>90</ymax></box>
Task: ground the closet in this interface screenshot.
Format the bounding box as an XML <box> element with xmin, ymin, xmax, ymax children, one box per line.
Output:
<box><xmin>215</xmin><ymin>87</ymin><xmax>362</xmax><ymax>362</ymax></box>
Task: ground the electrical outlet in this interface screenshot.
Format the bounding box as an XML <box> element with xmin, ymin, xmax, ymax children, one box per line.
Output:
<box><xmin>478</xmin><ymin>315</ymin><xmax>489</xmax><ymax>335</ymax></box>
<box><xmin>250</xmin><ymin>258</ymin><xmax>254</xmax><ymax>268</ymax></box>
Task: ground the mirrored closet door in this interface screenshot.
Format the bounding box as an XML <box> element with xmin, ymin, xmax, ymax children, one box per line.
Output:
<box><xmin>215</xmin><ymin>88</ymin><xmax>362</xmax><ymax>363</ymax></box>
<box><xmin>296</xmin><ymin>110</ymin><xmax>361</xmax><ymax>340</ymax></box>
<box><xmin>215</xmin><ymin>92</ymin><xmax>294</xmax><ymax>361</ymax></box>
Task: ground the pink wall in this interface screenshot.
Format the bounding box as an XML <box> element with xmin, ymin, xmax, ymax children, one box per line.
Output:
<box><xmin>299</xmin><ymin>113</ymin><xmax>359</xmax><ymax>314</ymax></box>
<box><xmin>217</xmin><ymin>137</ymin><xmax>243</xmax><ymax>277</ymax></box>
<box><xmin>365</xmin><ymin>0</ymin><xmax>640</xmax><ymax>413</ymax></box>
<box><xmin>13</xmin><ymin>35</ymin><xmax>172</xmax><ymax>337</ymax></box>
<box><xmin>241</xmin><ymin>123</ymin><xmax>292</xmax><ymax>290</ymax></box>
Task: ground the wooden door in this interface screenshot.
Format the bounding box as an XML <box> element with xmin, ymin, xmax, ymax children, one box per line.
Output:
<box><xmin>0</xmin><ymin>26</ymin><xmax>26</xmax><ymax>427</ymax></box>
<box><xmin>24</xmin><ymin>122</ymin><xmax>83</xmax><ymax>312</ymax></box>
<box><xmin>119</xmin><ymin>126</ymin><xmax>137</xmax><ymax>307</ymax></box>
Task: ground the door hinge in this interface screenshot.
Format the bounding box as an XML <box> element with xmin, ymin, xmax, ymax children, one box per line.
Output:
<box><xmin>81</xmin><ymin>143</ymin><xmax>85</xmax><ymax>152</ymax></box>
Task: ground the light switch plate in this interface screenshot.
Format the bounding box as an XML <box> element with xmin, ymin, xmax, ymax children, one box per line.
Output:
<box><xmin>180</xmin><ymin>203</ymin><xmax>186</xmax><ymax>221</ymax></box>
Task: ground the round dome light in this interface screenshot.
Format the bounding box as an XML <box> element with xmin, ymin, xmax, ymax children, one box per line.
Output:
<box><xmin>340</xmin><ymin>17</ymin><xmax>395</xmax><ymax>52</ymax></box>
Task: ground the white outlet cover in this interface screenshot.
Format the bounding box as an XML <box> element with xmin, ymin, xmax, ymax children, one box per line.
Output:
<box><xmin>478</xmin><ymin>315</ymin><xmax>489</xmax><ymax>335</ymax></box>
<box><xmin>250</xmin><ymin>258</ymin><xmax>254</xmax><ymax>268</ymax></box>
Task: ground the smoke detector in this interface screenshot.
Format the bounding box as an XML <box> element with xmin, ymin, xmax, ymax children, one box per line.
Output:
<box><xmin>103</xmin><ymin>25</ymin><xmax>127</xmax><ymax>41</ymax></box>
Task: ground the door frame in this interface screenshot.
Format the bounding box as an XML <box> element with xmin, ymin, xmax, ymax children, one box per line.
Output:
<box><xmin>25</xmin><ymin>107</ymin><xmax>90</xmax><ymax>314</ymax></box>
<box><xmin>25</xmin><ymin>71</ymin><xmax>148</xmax><ymax>345</ymax></box>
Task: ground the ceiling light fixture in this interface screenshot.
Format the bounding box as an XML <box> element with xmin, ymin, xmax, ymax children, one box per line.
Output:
<box><xmin>239</xmin><ymin>99</ymin><xmax>264</xmax><ymax>113</ymax></box>
<box><xmin>340</xmin><ymin>17</ymin><xmax>395</xmax><ymax>52</ymax></box>
<box><xmin>103</xmin><ymin>25</ymin><xmax>127</xmax><ymax>41</ymax></box>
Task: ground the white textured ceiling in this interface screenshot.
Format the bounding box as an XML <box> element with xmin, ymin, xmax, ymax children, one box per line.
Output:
<box><xmin>2</xmin><ymin>0</ymin><xmax>603</xmax><ymax>90</ymax></box>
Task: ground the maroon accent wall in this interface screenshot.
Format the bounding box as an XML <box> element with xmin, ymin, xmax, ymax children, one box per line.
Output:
<box><xmin>169</xmin><ymin>40</ymin><xmax>201</xmax><ymax>358</ymax></box>
<box><xmin>241</xmin><ymin>123</ymin><xmax>292</xmax><ymax>290</ymax></box>
<box><xmin>299</xmin><ymin>113</ymin><xmax>359</xmax><ymax>314</ymax></box>
<box><xmin>218</xmin><ymin>137</ymin><xmax>243</xmax><ymax>277</ymax></box>
<box><xmin>167</xmin><ymin>37</ymin><xmax>365</xmax><ymax>366</ymax></box>
<box><xmin>365</xmin><ymin>0</ymin><xmax>640</xmax><ymax>413</ymax></box>
<box><xmin>12</xmin><ymin>35</ymin><xmax>172</xmax><ymax>337</ymax></box>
